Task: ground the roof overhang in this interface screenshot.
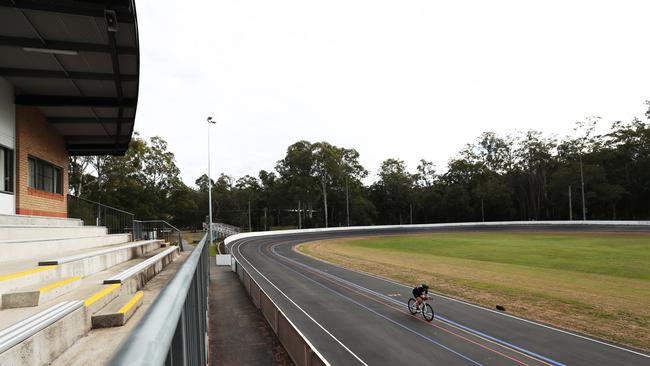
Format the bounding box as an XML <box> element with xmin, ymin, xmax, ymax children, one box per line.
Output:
<box><xmin>0</xmin><ymin>0</ymin><xmax>140</xmax><ymax>156</ymax></box>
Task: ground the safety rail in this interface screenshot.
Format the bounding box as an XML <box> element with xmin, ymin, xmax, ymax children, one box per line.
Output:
<box><xmin>209</xmin><ymin>222</ymin><xmax>241</xmax><ymax>238</ymax></box>
<box><xmin>67</xmin><ymin>195</ymin><xmax>135</xmax><ymax>234</ymax></box>
<box><xmin>133</xmin><ymin>220</ymin><xmax>183</xmax><ymax>251</ymax></box>
<box><xmin>108</xmin><ymin>231</ymin><xmax>209</xmax><ymax>366</ymax></box>
<box><xmin>223</xmin><ymin>220</ymin><xmax>650</xmax><ymax>366</ymax></box>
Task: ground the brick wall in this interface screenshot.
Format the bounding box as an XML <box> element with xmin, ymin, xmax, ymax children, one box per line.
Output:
<box><xmin>15</xmin><ymin>106</ymin><xmax>68</xmax><ymax>217</ymax></box>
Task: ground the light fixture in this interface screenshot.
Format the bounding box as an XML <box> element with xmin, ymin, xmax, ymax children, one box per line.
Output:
<box><xmin>23</xmin><ymin>47</ymin><xmax>79</xmax><ymax>56</ymax></box>
<box><xmin>105</xmin><ymin>9</ymin><xmax>118</xmax><ymax>32</ymax></box>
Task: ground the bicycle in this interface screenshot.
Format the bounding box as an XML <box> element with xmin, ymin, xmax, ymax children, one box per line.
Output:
<box><xmin>408</xmin><ymin>296</ymin><xmax>434</xmax><ymax>321</ymax></box>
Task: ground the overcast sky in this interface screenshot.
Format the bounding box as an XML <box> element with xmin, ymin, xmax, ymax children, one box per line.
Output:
<box><xmin>133</xmin><ymin>0</ymin><xmax>650</xmax><ymax>186</ymax></box>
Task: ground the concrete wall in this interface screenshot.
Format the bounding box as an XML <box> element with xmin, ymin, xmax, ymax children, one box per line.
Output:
<box><xmin>15</xmin><ymin>106</ymin><xmax>69</xmax><ymax>217</ymax></box>
<box><xmin>0</xmin><ymin>78</ymin><xmax>15</xmax><ymax>215</ymax></box>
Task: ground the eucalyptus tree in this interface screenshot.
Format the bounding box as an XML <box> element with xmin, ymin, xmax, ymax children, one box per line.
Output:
<box><xmin>372</xmin><ymin>158</ymin><xmax>414</xmax><ymax>224</ymax></box>
<box><xmin>276</xmin><ymin>140</ymin><xmax>318</xmax><ymax>225</ymax></box>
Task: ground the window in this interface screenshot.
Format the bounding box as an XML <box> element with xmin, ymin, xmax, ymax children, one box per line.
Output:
<box><xmin>28</xmin><ymin>157</ymin><xmax>62</xmax><ymax>194</ymax></box>
<box><xmin>0</xmin><ymin>146</ymin><xmax>13</xmax><ymax>193</ymax></box>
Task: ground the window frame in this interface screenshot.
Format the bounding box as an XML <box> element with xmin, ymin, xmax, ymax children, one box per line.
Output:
<box><xmin>27</xmin><ymin>156</ymin><xmax>63</xmax><ymax>195</ymax></box>
<box><xmin>0</xmin><ymin>145</ymin><xmax>14</xmax><ymax>195</ymax></box>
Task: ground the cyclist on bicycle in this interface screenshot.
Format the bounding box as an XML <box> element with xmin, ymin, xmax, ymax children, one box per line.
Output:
<box><xmin>412</xmin><ymin>284</ymin><xmax>429</xmax><ymax>310</ymax></box>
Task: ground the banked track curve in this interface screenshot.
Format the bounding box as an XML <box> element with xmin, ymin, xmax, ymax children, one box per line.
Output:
<box><xmin>225</xmin><ymin>222</ymin><xmax>650</xmax><ymax>366</ymax></box>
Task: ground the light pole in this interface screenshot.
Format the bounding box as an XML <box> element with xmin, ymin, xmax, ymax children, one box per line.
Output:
<box><xmin>580</xmin><ymin>155</ymin><xmax>586</xmax><ymax>220</ymax></box>
<box><xmin>207</xmin><ymin>117</ymin><xmax>216</xmax><ymax>248</ymax></box>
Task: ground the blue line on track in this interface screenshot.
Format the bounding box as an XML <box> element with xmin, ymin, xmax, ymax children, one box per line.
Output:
<box><xmin>271</xmin><ymin>243</ymin><xmax>566</xmax><ymax>366</ymax></box>
<box><xmin>262</xmin><ymin>244</ymin><xmax>484</xmax><ymax>366</ymax></box>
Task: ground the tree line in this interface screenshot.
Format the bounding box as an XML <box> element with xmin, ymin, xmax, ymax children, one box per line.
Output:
<box><xmin>69</xmin><ymin>102</ymin><xmax>650</xmax><ymax>230</ymax></box>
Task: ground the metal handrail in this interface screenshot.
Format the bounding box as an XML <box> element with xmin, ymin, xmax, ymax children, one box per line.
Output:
<box><xmin>68</xmin><ymin>195</ymin><xmax>135</xmax><ymax>216</ymax></box>
<box><xmin>108</xmin><ymin>232</ymin><xmax>209</xmax><ymax>366</ymax></box>
<box><xmin>67</xmin><ymin>194</ymin><xmax>135</xmax><ymax>234</ymax></box>
<box><xmin>133</xmin><ymin>220</ymin><xmax>184</xmax><ymax>251</ymax></box>
<box><xmin>135</xmin><ymin>219</ymin><xmax>182</xmax><ymax>232</ymax></box>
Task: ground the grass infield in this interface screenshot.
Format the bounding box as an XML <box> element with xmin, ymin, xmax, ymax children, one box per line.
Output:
<box><xmin>297</xmin><ymin>231</ymin><xmax>650</xmax><ymax>351</ymax></box>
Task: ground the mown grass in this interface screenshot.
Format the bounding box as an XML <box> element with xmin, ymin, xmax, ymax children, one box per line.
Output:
<box><xmin>347</xmin><ymin>232</ymin><xmax>650</xmax><ymax>280</ymax></box>
<box><xmin>297</xmin><ymin>231</ymin><xmax>650</xmax><ymax>351</ymax></box>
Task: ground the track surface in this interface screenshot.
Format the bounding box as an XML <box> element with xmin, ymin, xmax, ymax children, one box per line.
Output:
<box><xmin>228</xmin><ymin>225</ymin><xmax>650</xmax><ymax>365</ymax></box>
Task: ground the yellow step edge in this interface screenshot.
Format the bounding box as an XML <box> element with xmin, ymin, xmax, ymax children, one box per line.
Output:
<box><xmin>84</xmin><ymin>284</ymin><xmax>121</xmax><ymax>307</ymax></box>
<box><xmin>118</xmin><ymin>291</ymin><xmax>144</xmax><ymax>314</ymax></box>
<box><xmin>38</xmin><ymin>276</ymin><xmax>81</xmax><ymax>293</ymax></box>
<box><xmin>0</xmin><ymin>265</ymin><xmax>58</xmax><ymax>282</ymax></box>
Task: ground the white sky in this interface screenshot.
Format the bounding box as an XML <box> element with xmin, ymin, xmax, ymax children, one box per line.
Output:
<box><xmin>134</xmin><ymin>0</ymin><xmax>650</xmax><ymax>186</ymax></box>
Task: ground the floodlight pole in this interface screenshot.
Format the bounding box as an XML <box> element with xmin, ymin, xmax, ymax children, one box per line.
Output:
<box><xmin>580</xmin><ymin>155</ymin><xmax>586</xmax><ymax>220</ymax></box>
<box><xmin>207</xmin><ymin>117</ymin><xmax>217</xmax><ymax>248</ymax></box>
<box><xmin>568</xmin><ymin>185</ymin><xmax>573</xmax><ymax>221</ymax></box>
<box><xmin>346</xmin><ymin>177</ymin><xmax>350</xmax><ymax>226</ymax></box>
<box><xmin>298</xmin><ymin>200</ymin><xmax>302</xmax><ymax>229</ymax></box>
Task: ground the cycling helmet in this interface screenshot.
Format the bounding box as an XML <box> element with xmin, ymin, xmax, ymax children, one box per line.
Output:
<box><xmin>422</xmin><ymin>284</ymin><xmax>429</xmax><ymax>290</ymax></box>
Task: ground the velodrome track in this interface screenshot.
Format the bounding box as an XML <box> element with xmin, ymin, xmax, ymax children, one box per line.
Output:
<box><xmin>226</xmin><ymin>223</ymin><xmax>650</xmax><ymax>365</ymax></box>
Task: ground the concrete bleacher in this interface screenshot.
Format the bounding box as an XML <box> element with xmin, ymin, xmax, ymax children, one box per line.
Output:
<box><xmin>0</xmin><ymin>215</ymin><xmax>184</xmax><ymax>366</ymax></box>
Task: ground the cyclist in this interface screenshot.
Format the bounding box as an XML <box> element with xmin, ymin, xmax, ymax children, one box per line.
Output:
<box><xmin>412</xmin><ymin>284</ymin><xmax>429</xmax><ymax>310</ymax></box>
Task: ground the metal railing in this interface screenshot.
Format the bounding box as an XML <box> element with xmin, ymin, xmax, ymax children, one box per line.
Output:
<box><xmin>209</xmin><ymin>222</ymin><xmax>241</xmax><ymax>239</ymax></box>
<box><xmin>109</xmin><ymin>231</ymin><xmax>209</xmax><ymax>366</ymax></box>
<box><xmin>133</xmin><ymin>220</ymin><xmax>184</xmax><ymax>251</ymax></box>
<box><xmin>67</xmin><ymin>195</ymin><xmax>134</xmax><ymax>234</ymax></box>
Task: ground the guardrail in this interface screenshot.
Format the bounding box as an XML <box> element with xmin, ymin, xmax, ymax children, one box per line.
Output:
<box><xmin>224</xmin><ymin>219</ymin><xmax>650</xmax><ymax>246</ymax></box>
<box><xmin>225</xmin><ymin>219</ymin><xmax>650</xmax><ymax>366</ymax></box>
<box><xmin>109</xmin><ymin>232</ymin><xmax>209</xmax><ymax>365</ymax></box>
<box><xmin>67</xmin><ymin>195</ymin><xmax>134</xmax><ymax>234</ymax></box>
<box><xmin>133</xmin><ymin>220</ymin><xmax>183</xmax><ymax>251</ymax></box>
<box><xmin>232</xmin><ymin>259</ymin><xmax>328</xmax><ymax>366</ymax></box>
<box><xmin>208</xmin><ymin>222</ymin><xmax>241</xmax><ymax>238</ymax></box>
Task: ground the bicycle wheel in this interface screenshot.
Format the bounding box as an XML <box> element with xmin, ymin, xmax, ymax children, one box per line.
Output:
<box><xmin>407</xmin><ymin>298</ymin><xmax>418</xmax><ymax>315</ymax></box>
<box><xmin>422</xmin><ymin>303</ymin><xmax>434</xmax><ymax>321</ymax></box>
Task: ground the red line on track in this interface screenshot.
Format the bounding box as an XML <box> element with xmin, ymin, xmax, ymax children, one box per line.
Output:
<box><xmin>264</xmin><ymin>243</ymin><xmax>535</xmax><ymax>366</ymax></box>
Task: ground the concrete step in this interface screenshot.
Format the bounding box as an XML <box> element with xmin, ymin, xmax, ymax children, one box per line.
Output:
<box><xmin>0</xmin><ymin>214</ymin><xmax>83</xmax><ymax>227</ymax></box>
<box><xmin>91</xmin><ymin>291</ymin><xmax>144</xmax><ymax>328</ymax></box>
<box><xmin>0</xmin><ymin>225</ymin><xmax>107</xmax><ymax>241</ymax></box>
<box><xmin>0</xmin><ymin>240</ymin><xmax>160</xmax><ymax>296</ymax></box>
<box><xmin>104</xmin><ymin>246</ymin><xmax>180</xmax><ymax>293</ymax></box>
<box><xmin>83</xmin><ymin>284</ymin><xmax>122</xmax><ymax>316</ymax></box>
<box><xmin>0</xmin><ymin>301</ymin><xmax>86</xmax><ymax>366</ymax></box>
<box><xmin>1</xmin><ymin>276</ymin><xmax>82</xmax><ymax>309</ymax></box>
<box><xmin>39</xmin><ymin>239</ymin><xmax>163</xmax><ymax>278</ymax></box>
<box><xmin>0</xmin><ymin>233</ymin><xmax>130</xmax><ymax>262</ymax></box>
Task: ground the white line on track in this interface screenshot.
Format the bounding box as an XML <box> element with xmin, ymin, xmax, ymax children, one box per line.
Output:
<box><xmin>233</xmin><ymin>239</ymin><xmax>368</xmax><ymax>366</ymax></box>
<box><xmin>271</xmin><ymin>243</ymin><xmax>563</xmax><ymax>366</ymax></box>
<box><xmin>263</xmin><ymin>242</ymin><xmax>484</xmax><ymax>365</ymax></box>
<box><xmin>282</xmin><ymin>238</ymin><xmax>650</xmax><ymax>360</ymax></box>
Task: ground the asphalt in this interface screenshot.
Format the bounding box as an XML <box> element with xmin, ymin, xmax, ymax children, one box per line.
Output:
<box><xmin>228</xmin><ymin>224</ymin><xmax>650</xmax><ymax>366</ymax></box>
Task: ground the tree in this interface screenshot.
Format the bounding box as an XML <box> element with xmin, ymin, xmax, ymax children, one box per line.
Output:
<box><xmin>372</xmin><ymin>159</ymin><xmax>413</xmax><ymax>224</ymax></box>
<box><xmin>415</xmin><ymin>159</ymin><xmax>436</xmax><ymax>188</ymax></box>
